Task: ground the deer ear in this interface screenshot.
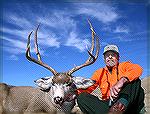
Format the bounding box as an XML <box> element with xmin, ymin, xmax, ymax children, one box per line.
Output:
<box><xmin>72</xmin><ymin>77</ymin><xmax>96</xmax><ymax>89</ymax></box>
<box><xmin>34</xmin><ymin>76</ymin><xmax>53</xmax><ymax>90</ymax></box>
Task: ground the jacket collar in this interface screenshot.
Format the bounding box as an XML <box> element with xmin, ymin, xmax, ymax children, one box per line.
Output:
<box><xmin>104</xmin><ymin>64</ymin><xmax>119</xmax><ymax>72</ymax></box>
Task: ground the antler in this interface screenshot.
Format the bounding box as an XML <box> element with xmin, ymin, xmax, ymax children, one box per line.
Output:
<box><xmin>67</xmin><ymin>19</ymin><xmax>100</xmax><ymax>75</ymax></box>
<box><xmin>26</xmin><ymin>24</ymin><xmax>58</xmax><ymax>76</ymax></box>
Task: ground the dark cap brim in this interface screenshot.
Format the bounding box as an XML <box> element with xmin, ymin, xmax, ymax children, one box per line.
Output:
<box><xmin>103</xmin><ymin>50</ymin><xmax>119</xmax><ymax>55</ymax></box>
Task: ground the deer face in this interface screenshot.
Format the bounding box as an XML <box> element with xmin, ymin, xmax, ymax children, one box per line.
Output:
<box><xmin>34</xmin><ymin>74</ymin><xmax>95</xmax><ymax>105</ymax></box>
<box><xmin>50</xmin><ymin>73</ymin><xmax>74</xmax><ymax>105</ymax></box>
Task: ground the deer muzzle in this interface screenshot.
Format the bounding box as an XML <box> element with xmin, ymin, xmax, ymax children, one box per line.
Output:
<box><xmin>54</xmin><ymin>96</ymin><xmax>64</xmax><ymax>105</ymax></box>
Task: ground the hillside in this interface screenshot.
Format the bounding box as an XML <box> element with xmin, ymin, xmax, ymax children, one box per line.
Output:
<box><xmin>141</xmin><ymin>76</ymin><xmax>150</xmax><ymax>114</ymax></box>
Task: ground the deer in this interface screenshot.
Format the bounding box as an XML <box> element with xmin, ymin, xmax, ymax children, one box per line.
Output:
<box><xmin>0</xmin><ymin>20</ymin><xmax>100</xmax><ymax>114</ymax></box>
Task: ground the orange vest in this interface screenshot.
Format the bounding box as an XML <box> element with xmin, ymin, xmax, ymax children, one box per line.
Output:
<box><xmin>77</xmin><ymin>61</ymin><xmax>143</xmax><ymax>100</ymax></box>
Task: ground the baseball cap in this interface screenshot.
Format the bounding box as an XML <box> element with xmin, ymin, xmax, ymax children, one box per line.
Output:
<box><xmin>103</xmin><ymin>44</ymin><xmax>119</xmax><ymax>55</ymax></box>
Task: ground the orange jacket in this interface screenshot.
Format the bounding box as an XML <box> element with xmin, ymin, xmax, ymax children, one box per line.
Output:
<box><xmin>77</xmin><ymin>61</ymin><xmax>143</xmax><ymax>100</ymax></box>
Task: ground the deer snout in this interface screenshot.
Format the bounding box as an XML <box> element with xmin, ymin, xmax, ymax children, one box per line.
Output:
<box><xmin>54</xmin><ymin>96</ymin><xmax>63</xmax><ymax>104</ymax></box>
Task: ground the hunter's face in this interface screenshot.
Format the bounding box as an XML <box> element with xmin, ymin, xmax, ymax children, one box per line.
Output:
<box><xmin>104</xmin><ymin>51</ymin><xmax>119</xmax><ymax>68</ymax></box>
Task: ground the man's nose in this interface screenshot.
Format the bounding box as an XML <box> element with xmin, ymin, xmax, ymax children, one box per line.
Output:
<box><xmin>108</xmin><ymin>55</ymin><xmax>113</xmax><ymax>58</ymax></box>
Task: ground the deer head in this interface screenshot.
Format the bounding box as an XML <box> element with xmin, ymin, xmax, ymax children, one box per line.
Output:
<box><xmin>26</xmin><ymin>19</ymin><xmax>100</xmax><ymax>105</ymax></box>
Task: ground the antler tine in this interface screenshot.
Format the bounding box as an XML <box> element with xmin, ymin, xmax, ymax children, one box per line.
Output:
<box><xmin>26</xmin><ymin>31</ymin><xmax>33</xmax><ymax>61</ymax></box>
<box><xmin>88</xmin><ymin>19</ymin><xmax>96</xmax><ymax>35</ymax></box>
<box><xmin>34</xmin><ymin>24</ymin><xmax>41</xmax><ymax>61</ymax></box>
<box><xmin>26</xmin><ymin>25</ymin><xmax>58</xmax><ymax>76</ymax></box>
<box><xmin>87</xmin><ymin>19</ymin><xmax>96</xmax><ymax>61</ymax></box>
<box><xmin>67</xmin><ymin>20</ymin><xmax>100</xmax><ymax>75</ymax></box>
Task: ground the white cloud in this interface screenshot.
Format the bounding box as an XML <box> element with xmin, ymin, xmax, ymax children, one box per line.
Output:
<box><xmin>101</xmin><ymin>42</ymin><xmax>109</xmax><ymax>47</ymax></box>
<box><xmin>113</xmin><ymin>36</ymin><xmax>132</xmax><ymax>42</ymax></box>
<box><xmin>39</xmin><ymin>37</ymin><xmax>60</xmax><ymax>48</ymax></box>
<box><xmin>37</xmin><ymin>11</ymin><xmax>77</xmax><ymax>33</ymax></box>
<box><xmin>114</xmin><ymin>26</ymin><xmax>129</xmax><ymax>33</ymax></box>
<box><xmin>33</xmin><ymin>29</ymin><xmax>61</xmax><ymax>48</ymax></box>
<box><xmin>1</xmin><ymin>36</ymin><xmax>45</xmax><ymax>55</ymax></box>
<box><xmin>1</xmin><ymin>26</ymin><xmax>61</xmax><ymax>47</ymax></box>
<box><xmin>3</xmin><ymin>46</ymin><xmax>26</xmax><ymax>55</ymax></box>
<box><xmin>102</xmin><ymin>25</ymin><xmax>112</xmax><ymax>32</ymax></box>
<box><xmin>7</xmin><ymin>55</ymin><xmax>19</xmax><ymax>61</ymax></box>
<box><xmin>65</xmin><ymin>31</ymin><xmax>90</xmax><ymax>52</ymax></box>
<box><xmin>0</xmin><ymin>27</ymin><xmax>29</xmax><ymax>39</ymax></box>
<box><xmin>74</xmin><ymin>3</ymin><xmax>119</xmax><ymax>24</ymax></box>
<box><xmin>6</xmin><ymin>15</ymin><xmax>32</xmax><ymax>28</ymax></box>
<box><xmin>2</xmin><ymin>37</ymin><xmax>26</xmax><ymax>50</ymax></box>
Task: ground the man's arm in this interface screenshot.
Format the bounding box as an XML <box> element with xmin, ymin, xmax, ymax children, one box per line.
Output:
<box><xmin>110</xmin><ymin>77</ymin><xmax>129</xmax><ymax>99</ymax></box>
<box><xmin>121</xmin><ymin>62</ymin><xmax>143</xmax><ymax>81</ymax></box>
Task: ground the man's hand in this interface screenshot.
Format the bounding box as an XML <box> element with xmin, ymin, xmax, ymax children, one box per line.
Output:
<box><xmin>108</xmin><ymin>101</ymin><xmax>126</xmax><ymax>114</ymax></box>
<box><xmin>110</xmin><ymin>77</ymin><xmax>129</xmax><ymax>99</ymax></box>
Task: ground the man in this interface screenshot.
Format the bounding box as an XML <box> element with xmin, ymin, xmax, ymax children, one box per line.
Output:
<box><xmin>77</xmin><ymin>44</ymin><xmax>145</xmax><ymax>114</ymax></box>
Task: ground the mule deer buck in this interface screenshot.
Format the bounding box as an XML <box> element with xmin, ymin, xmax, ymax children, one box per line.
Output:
<box><xmin>0</xmin><ymin>20</ymin><xmax>100</xmax><ymax>114</ymax></box>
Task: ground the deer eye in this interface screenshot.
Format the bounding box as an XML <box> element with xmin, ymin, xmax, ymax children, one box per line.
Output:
<box><xmin>51</xmin><ymin>82</ymin><xmax>55</xmax><ymax>86</ymax></box>
<box><xmin>66</xmin><ymin>82</ymin><xmax>72</xmax><ymax>86</ymax></box>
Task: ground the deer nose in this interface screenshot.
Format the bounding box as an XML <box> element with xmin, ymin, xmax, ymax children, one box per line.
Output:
<box><xmin>54</xmin><ymin>96</ymin><xmax>63</xmax><ymax>104</ymax></box>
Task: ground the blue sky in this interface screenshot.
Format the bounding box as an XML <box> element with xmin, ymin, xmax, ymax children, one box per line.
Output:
<box><xmin>1</xmin><ymin>0</ymin><xmax>149</xmax><ymax>86</ymax></box>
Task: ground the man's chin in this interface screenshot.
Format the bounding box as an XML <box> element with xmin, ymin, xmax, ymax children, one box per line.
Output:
<box><xmin>106</xmin><ymin>63</ymin><xmax>116</xmax><ymax>68</ymax></box>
